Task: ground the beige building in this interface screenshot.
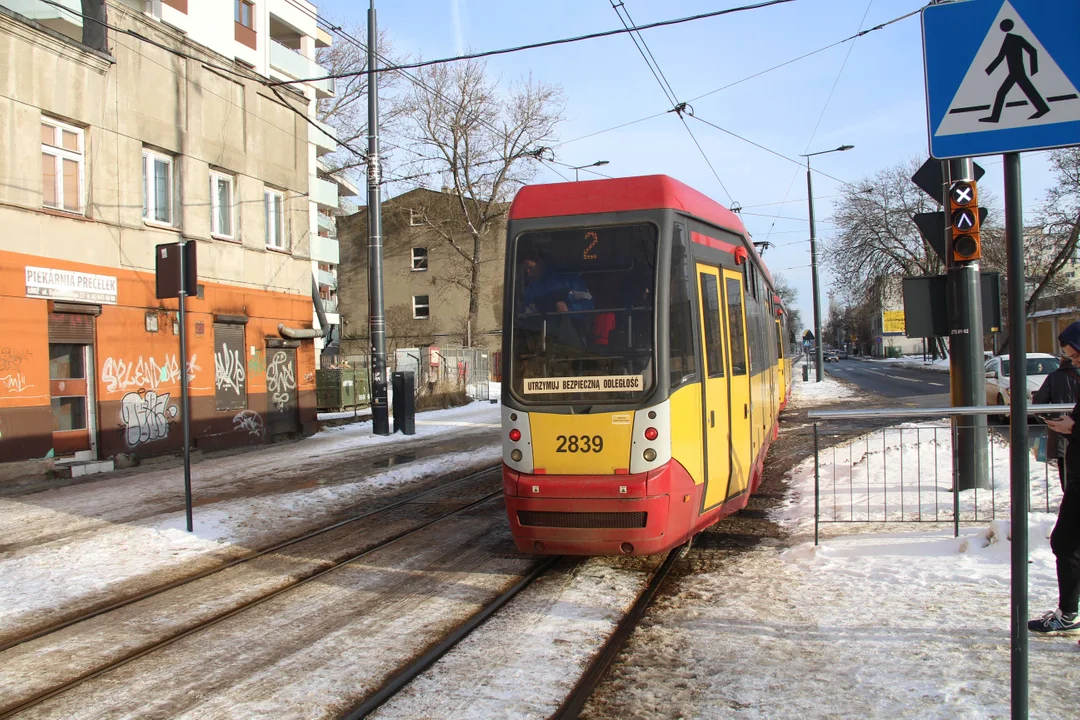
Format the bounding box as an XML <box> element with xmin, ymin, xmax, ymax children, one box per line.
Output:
<box><xmin>0</xmin><ymin>0</ymin><xmax>337</xmax><ymax>471</ymax></box>
<box><xmin>337</xmin><ymin>189</ymin><xmax>508</xmax><ymax>357</ymax></box>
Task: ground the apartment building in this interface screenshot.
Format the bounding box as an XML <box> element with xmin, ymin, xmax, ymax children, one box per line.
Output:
<box><xmin>0</xmin><ymin>0</ymin><xmax>348</xmax><ymax>471</ymax></box>
<box><xmin>336</xmin><ymin>189</ymin><xmax>508</xmax><ymax>356</ymax></box>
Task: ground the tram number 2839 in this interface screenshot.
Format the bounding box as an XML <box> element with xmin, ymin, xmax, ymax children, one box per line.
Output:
<box><xmin>555</xmin><ymin>434</ymin><xmax>604</xmax><ymax>453</ymax></box>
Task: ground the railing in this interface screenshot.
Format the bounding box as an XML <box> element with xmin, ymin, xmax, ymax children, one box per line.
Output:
<box><xmin>310</xmin><ymin>234</ymin><xmax>339</xmax><ymax>264</ymax></box>
<box><xmin>809</xmin><ymin>404</ymin><xmax>1073</xmax><ymax>544</ymax></box>
<box><xmin>310</xmin><ymin>175</ymin><xmax>339</xmax><ymax>209</ymax></box>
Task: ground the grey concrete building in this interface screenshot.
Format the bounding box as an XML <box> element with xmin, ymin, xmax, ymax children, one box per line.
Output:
<box><xmin>337</xmin><ymin>188</ymin><xmax>508</xmax><ymax>357</ymax></box>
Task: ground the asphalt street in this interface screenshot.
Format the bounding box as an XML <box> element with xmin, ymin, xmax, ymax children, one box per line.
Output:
<box><xmin>822</xmin><ymin>357</ymin><xmax>950</xmax><ymax>407</ymax></box>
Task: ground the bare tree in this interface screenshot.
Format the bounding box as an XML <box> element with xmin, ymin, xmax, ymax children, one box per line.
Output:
<box><xmin>397</xmin><ymin>59</ymin><xmax>565</xmax><ymax>332</ymax></box>
<box><xmin>384</xmin><ymin>303</ymin><xmax>441</xmax><ymax>353</ymax></box>
<box><xmin>772</xmin><ymin>273</ymin><xmax>803</xmax><ymax>345</ymax></box>
<box><xmin>315</xmin><ymin>25</ymin><xmax>406</xmax><ymax>181</ymax></box>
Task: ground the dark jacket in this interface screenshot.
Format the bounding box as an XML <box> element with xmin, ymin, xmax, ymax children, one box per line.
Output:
<box><xmin>1041</xmin><ymin>360</ymin><xmax>1080</xmax><ymax>458</ymax></box>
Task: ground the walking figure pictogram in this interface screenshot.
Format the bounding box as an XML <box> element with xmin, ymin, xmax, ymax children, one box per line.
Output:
<box><xmin>980</xmin><ymin>18</ymin><xmax>1051</xmax><ymax>123</ymax></box>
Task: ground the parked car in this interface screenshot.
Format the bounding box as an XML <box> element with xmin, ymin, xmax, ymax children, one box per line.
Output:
<box><xmin>825</xmin><ymin>350</ymin><xmax>839</xmax><ymax>363</ymax></box>
<box><xmin>837</xmin><ymin>348</ymin><xmax>849</xmax><ymax>360</ymax></box>
<box><xmin>985</xmin><ymin>353</ymin><xmax>1060</xmax><ymax>410</ymax></box>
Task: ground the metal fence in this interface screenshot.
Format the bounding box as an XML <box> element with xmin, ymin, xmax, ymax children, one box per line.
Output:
<box><xmin>809</xmin><ymin>404</ymin><xmax>1073</xmax><ymax>543</ymax></box>
<box><xmin>395</xmin><ymin>346</ymin><xmax>493</xmax><ymax>401</ymax></box>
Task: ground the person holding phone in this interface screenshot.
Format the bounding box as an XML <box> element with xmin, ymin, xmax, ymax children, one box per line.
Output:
<box><xmin>1034</xmin><ymin>356</ymin><xmax>1080</xmax><ymax>491</ymax></box>
<box><xmin>1033</xmin><ymin>321</ymin><xmax>1080</xmax><ymax>634</ymax></box>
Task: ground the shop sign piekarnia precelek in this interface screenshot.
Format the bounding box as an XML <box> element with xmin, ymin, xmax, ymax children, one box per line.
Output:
<box><xmin>24</xmin><ymin>266</ymin><xmax>118</xmax><ymax>305</ymax></box>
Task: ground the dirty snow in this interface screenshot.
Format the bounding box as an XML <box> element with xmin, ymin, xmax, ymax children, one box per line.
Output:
<box><xmin>0</xmin><ymin>402</ymin><xmax>500</xmax><ymax>640</ymax></box>
<box><xmin>790</xmin><ymin>364</ymin><xmax>857</xmax><ymax>401</ymax></box>
<box><xmin>588</xmin><ymin>403</ymin><xmax>1077</xmax><ymax>718</ymax></box>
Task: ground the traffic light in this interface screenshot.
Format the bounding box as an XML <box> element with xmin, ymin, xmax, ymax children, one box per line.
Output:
<box><xmin>948</xmin><ymin>180</ymin><xmax>981</xmax><ymax>263</ymax></box>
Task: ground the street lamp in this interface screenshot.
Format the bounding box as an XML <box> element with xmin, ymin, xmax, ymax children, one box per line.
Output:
<box><xmin>571</xmin><ymin>160</ymin><xmax>609</xmax><ymax>181</ymax></box>
<box><xmin>800</xmin><ymin>144</ymin><xmax>853</xmax><ymax>382</ymax></box>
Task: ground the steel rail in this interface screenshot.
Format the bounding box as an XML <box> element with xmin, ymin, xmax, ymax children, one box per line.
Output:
<box><xmin>808</xmin><ymin>403</ymin><xmax>1074</xmax><ymax>420</ymax></box>
<box><xmin>0</xmin><ymin>463</ymin><xmax>501</xmax><ymax>655</ymax></box>
<box><xmin>342</xmin><ymin>555</ymin><xmax>562</xmax><ymax>719</ymax></box>
<box><xmin>0</xmin><ymin>476</ymin><xmax>504</xmax><ymax>718</ymax></box>
<box><xmin>552</xmin><ymin>542</ymin><xmax>686</xmax><ymax>719</ymax></box>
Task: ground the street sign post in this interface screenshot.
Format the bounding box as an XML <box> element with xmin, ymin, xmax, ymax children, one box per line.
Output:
<box><xmin>923</xmin><ymin>0</ymin><xmax>1080</xmax><ymax>159</ymax></box>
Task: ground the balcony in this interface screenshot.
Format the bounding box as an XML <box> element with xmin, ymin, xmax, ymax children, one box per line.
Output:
<box><xmin>3</xmin><ymin>0</ymin><xmax>82</xmax><ymax>41</ymax></box>
<box><xmin>317</xmin><ymin>268</ymin><xmax>337</xmax><ymax>290</ymax></box>
<box><xmin>309</xmin><ymin>118</ymin><xmax>338</xmax><ymax>155</ymax></box>
<box><xmin>321</xmin><ymin>296</ymin><xmax>339</xmax><ymax>314</ymax></box>
<box><xmin>310</xmin><ymin>234</ymin><xmax>339</xmax><ymax>265</ymax></box>
<box><xmin>310</xmin><ymin>175</ymin><xmax>338</xmax><ymax>211</ymax></box>
<box><xmin>317</xmin><ymin>212</ymin><xmax>337</xmax><ymax>238</ymax></box>
<box><xmin>270</xmin><ymin>40</ymin><xmax>334</xmax><ymax>99</ymax></box>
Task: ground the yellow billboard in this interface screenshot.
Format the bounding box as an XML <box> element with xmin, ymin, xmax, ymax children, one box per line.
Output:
<box><xmin>882</xmin><ymin>310</ymin><xmax>906</xmax><ymax>335</ymax></box>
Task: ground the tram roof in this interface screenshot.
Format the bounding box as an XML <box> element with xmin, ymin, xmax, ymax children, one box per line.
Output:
<box><xmin>509</xmin><ymin>174</ymin><xmax>775</xmax><ymax>287</ymax></box>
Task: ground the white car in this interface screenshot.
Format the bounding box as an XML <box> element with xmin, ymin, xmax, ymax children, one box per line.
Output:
<box><xmin>984</xmin><ymin>353</ymin><xmax>1060</xmax><ymax>408</ymax></box>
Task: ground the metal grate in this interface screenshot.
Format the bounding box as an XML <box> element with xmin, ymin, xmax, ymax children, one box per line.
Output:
<box><xmin>517</xmin><ymin>511</ymin><xmax>647</xmax><ymax>529</ymax></box>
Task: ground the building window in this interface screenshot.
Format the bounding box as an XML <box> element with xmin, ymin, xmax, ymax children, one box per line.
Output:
<box><xmin>411</xmin><ymin>247</ymin><xmax>428</xmax><ymax>271</ymax></box>
<box><xmin>142</xmin><ymin>150</ymin><xmax>173</xmax><ymax>225</ymax></box>
<box><xmin>41</xmin><ymin>118</ymin><xmax>84</xmax><ymax>214</ymax></box>
<box><xmin>265</xmin><ymin>189</ymin><xmax>285</xmax><ymax>249</ymax></box>
<box><xmin>409</xmin><ymin>209</ymin><xmax>423</xmax><ymax>226</ymax></box>
<box><xmin>413</xmin><ymin>295</ymin><xmax>430</xmax><ymax>319</ymax></box>
<box><xmin>235</xmin><ymin>0</ymin><xmax>254</xmax><ymax>27</ymax></box>
<box><xmin>210</xmin><ymin>171</ymin><xmax>234</xmax><ymax>238</ymax></box>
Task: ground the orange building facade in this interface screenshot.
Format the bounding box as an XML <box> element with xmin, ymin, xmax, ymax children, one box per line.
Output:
<box><xmin>0</xmin><ymin>250</ymin><xmax>318</xmax><ymax>465</ymax></box>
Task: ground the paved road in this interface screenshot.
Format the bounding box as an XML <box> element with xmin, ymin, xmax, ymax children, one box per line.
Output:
<box><xmin>823</xmin><ymin>358</ymin><xmax>950</xmax><ymax>407</ymax></box>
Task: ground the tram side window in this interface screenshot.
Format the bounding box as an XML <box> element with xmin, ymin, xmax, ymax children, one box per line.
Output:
<box><xmin>775</xmin><ymin>321</ymin><xmax>784</xmax><ymax>359</ymax></box>
<box><xmin>669</xmin><ymin>226</ymin><xmax>698</xmax><ymax>388</ymax></box>
<box><xmin>726</xmin><ymin>277</ymin><xmax>747</xmax><ymax>376</ymax></box>
<box><xmin>700</xmin><ymin>273</ymin><xmax>724</xmax><ymax>378</ymax></box>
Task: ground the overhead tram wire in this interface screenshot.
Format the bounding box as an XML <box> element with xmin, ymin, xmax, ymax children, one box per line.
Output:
<box><xmin>610</xmin><ymin>0</ymin><xmax>735</xmax><ymax>203</ymax></box>
<box><xmin>37</xmin><ymin>0</ymin><xmax>373</xmax><ymax>166</ymax></box>
<box><xmin>269</xmin><ymin>0</ymin><xmax>797</xmax><ymax>87</ymax></box>
<box><xmin>553</xmin><ymin>4</ymin><xmax>922</xmax><ymax>150</ymax></box>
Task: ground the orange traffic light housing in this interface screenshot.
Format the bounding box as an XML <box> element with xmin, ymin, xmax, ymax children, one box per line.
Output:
<box><xmin>948</xmin><ymin>180</ymin><xmax>981</xmax><ymax>263</ymax></box>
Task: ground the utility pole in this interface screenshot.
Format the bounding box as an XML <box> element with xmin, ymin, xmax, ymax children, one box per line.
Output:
<box><xmin>367</xmin><ymin>1</ymin><xmax>390</xmax><ymax>435</ymax></box>
<box><xmin>945</xmin><ymin>158</ymin><xmax>988</xmax><ymax>490</ymax></box>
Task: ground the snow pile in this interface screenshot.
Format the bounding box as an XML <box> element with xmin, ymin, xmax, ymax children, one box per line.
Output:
<box><xmin>790</xmin><ymin>371</ymin><xmax>857</xmax><ymax>403</ymax></box>
<box><xmin>867</xmin><ymin>356</ymin><xmax>951</xmax><ymax>373</ymax></box>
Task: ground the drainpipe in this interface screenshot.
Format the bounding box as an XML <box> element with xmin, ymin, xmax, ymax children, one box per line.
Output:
<box><xmin>278</xmin><ymin>275</ymin><xmax>331</xmax><ymax>339</ymax></box>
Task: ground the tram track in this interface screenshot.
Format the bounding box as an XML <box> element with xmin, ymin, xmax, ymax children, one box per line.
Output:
<box><xmin>0</xmin><ymin>465</ymin><xmax>502</xmax><ymax>718</ymax></box>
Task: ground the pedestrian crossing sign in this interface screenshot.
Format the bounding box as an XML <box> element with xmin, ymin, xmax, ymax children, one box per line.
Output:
<box><xmin>923</xmin><ymin>0</ymin><xmax>1080</xmax><ymax>159</ymax></box>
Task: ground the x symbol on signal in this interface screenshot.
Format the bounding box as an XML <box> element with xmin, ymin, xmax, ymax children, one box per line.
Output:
<box><xmin>952</xmin><ymin>186</ymin><xmax>973</xmax><ymax>205</ymax></box>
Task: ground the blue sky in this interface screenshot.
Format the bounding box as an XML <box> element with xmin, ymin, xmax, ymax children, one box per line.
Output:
<box><xmin>318</xmin><ymin>0</ymin><xmax>1058</xmax><ymax>332</ymax></box>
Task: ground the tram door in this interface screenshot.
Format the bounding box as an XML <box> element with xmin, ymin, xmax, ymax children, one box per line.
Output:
<box><xmin>722</xmin><ymin>269</ymin><xmax>753</xmax><ymax>498</ymax></box>
<box><xmin>696</xmin><ymin>265</ymin><xmax>731</xmax><ymax>509</ymax></box>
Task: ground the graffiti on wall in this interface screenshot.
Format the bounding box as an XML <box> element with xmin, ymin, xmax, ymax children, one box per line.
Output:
<box><xmin>266</xmin><ymin>351</ymin><xmax>296</xmax><ymax>408</ymax></box>
<box><xmin>120</xmin><ymin>390</ymin><xmax>178</xmax><ymax>446</ymax></box>
<box><xmin>0</xmin><ymin>374</ymin><xmax>33</xmax><ymax>394</ymax></box>
<box><xmin>215</xmin><ymin>344</ymin><xmax>246</xmax><ymax>396</ymax></box>
<box><xmin>232</xmin><ymin>410</ymin><xmax>265</xmax><ymax>437</ymax></box>
<box><xmin>247</xmin><ymin>350</ymin><xmax>266</xmax><ymax>376</ymax></box>
<box><xmin>0</xmin><ymin>348</ymin><xmax>31</xmax><ymax>373</ymax></box>
<box><xmin>102</xmin><ymin>355</ymin><xmax>200</xmax><ymax>393</ymax></box>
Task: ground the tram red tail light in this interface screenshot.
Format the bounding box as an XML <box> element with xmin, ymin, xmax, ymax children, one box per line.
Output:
<box><xmin>644</xmin><ymin>427</ymin><xmax>659</xmax><ymax>441</ymax></box>
<box><xmin>509</xmin><ymin>428</ymin><xmax>522</xmax><ymax>442</ymax></box>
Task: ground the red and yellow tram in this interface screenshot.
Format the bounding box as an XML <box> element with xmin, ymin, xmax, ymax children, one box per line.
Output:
<box><xmin>500</xmin><ymin>175</ymin><xmax>792</xmax><ymax>556</ymax></box>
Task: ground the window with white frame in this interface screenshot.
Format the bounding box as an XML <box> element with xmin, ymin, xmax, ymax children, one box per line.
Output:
<box><xmin>142</xmin><ymin>149</ymin><xmax>174</xmax><ymax>225</ymax></box>
<box><xmin>411</xmin><ymin>247</ymin><xmax>428</xmax><ymax>271</ymax></box>
<box><xmin>41</xmin><ymin>118</ymin><xmax>84</xmax><ymax>214</ymax></box>
<box><xmin>412</xmin><ymin>295</ymin><xmax>430</xmax><ymax>319</ymax></box>
<box><xmin>210</xmin><ymin>171</ymin><xmax>234</xmax><ymax>238</ymax></box>
<box><xmin>264</xmin><ymin>189</ymin><xmax>285</xmax><ymax>249</ymax></box>
<box><xmin>409</xmin><ymin>209</ymin><xmax>423</xmax><ymax>226</ymax></box>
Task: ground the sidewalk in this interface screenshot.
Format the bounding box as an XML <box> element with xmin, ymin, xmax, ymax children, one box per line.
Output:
<box><xmin>854</xmin><ymin>354</ymin><xmax>951</xmax><ymax>373</ymax></box>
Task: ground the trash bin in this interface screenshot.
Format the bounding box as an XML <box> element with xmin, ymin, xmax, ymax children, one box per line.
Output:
<box><xmin>391</xmin><ymin>371</ymin><xmax>415</xmax><ymax>435</ymax></box>
<box><xmin>803</xmin><ymin>363</ymin><xmax>810</xmax><ymax>382</ymax></box>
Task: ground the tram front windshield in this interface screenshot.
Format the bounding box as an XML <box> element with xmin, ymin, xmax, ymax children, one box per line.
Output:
<box><xmin>510</xmin><ymin>224</ymin><xmax>657</xmax><ymax>404</ymax></box>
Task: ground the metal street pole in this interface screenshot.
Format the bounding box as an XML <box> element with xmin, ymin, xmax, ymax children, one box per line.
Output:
<box><xmin>1004</xmin><ymin>151</ymin><xmax>1028</xmax><ymax>720</ymax></box>
<box><xmin>806</xmin><ymin>159</ymin><xmax>824</xmax><ymax>382</ymax></box>
<box><xmin>367</xmin><ymin>1</ymin><xmax>390</xmax><ymax>435</ymax></box>
<box><xmin>178</xmin><ymin>239</ymin><xmax>193</xmax><ymax>532</ymax></box>
<box><xmin>946</xmin><ymin>158</ymin><xmax>989</xmax><ymax>491</ymax></box>
<box><xmin>571</xmin><ymin>160</ymin><xmax>609</xmax><ymax>182</ymax></box>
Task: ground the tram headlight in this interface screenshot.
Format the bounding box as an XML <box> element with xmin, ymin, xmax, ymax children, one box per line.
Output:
<box><xmin>511</xmin><ymin>449</ymin><xmax>523</xmax><ymax>462</ymax></box>
<box><xmin>643</xmin><ymin>448</ymin><xmax>657</xmax><ymax>462</ymax></box>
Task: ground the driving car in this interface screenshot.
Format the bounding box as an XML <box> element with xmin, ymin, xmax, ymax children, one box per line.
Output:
<box><xmin>825</xmin><ymin>350</ymin><xmax>839</xmax><ymax>363</ymax></box>
<box><xmin>984</xmin><ymin>353</ymin><xmax>1060</xmax><ymax>412</ymax></box>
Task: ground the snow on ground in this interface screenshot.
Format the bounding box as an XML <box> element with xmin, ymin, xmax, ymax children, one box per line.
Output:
<box><xmin>0</xmin><ymin>402</ymin><xmax>501</xmax><ymax>639</ymax></box>
<box><xmin>865</xmin><ymin>355</ymin><xmax>951</xmax><ymax>373</ymax></box>
<box><xmin>372</xmin><ymin>557</ymin><xmax>654</xmax><ymax>720</ymax></box>
<box><xmin>790</xmin><ymin>363</ymin><xmax>857</xmax><ymax>402</ymax></box>
<box><xmin>590</xmin><ymin>417</ymin><xmax>1077</xmax><ymax>719</ymax></box>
